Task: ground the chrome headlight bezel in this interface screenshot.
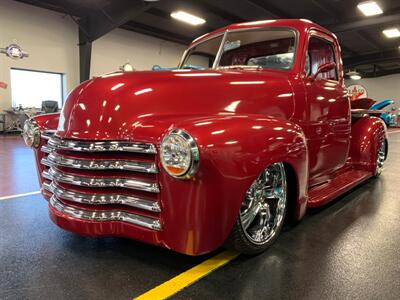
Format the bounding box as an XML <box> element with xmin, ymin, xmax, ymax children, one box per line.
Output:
<box><xmin>160</xmin><ymin>128</ymin><xmax>200</xmax><ymax>179</ymax></box>
<box><xmin>22</xmin><ymin>119</ymin><xmax>41</xmax><ymax>148</ymax></box>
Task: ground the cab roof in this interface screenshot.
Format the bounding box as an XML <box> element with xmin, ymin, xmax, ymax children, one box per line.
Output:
<box><xmin>189</xmin><ymin>19</ymin><xmax>333</xmax><ymax>47</ymax></box>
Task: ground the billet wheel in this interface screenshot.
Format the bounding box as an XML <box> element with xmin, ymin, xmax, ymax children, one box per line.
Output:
<box><xmin>226</xmin><ymin>162</ymin><xmax>288</xmax><ymax>255</ymax></box>
<box><xmin>374</xmin><ymin>139</ymin><xmax>386</xmax><ymax>177</ymax></box>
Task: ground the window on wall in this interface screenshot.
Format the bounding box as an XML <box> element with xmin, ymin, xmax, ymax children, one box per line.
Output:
<box><xmin>10</xmin><ymin>68</ymin><xmax>64</xmax><ymax>108</ymax></box>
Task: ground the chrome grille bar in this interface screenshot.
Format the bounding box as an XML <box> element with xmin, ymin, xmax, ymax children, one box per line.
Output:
<box><xmin>41</xmin><ymin>152</ymin><xmax>157</xmax><ymax>173</ymax></box>
<box><xmin>48</xmin><ymin>137</ymin><xmax>157</xmax><ymax>154</ymax></box>
<box><xmin>41</xmin><ymin>144</ymin><xmax>53</xmax><ymax>154</ymax></box>
<box><xmin>42</xmin><ymin>130</ymin><xmax>56</xmax><ymax>140</ymax></box>
<box><xmin>50</xmin><ymin>196</ymin><xmax>162</xmax><ymax>230</ymax></box>
<box><xmin>43</xmin><ymin>168</ymin><xmax>160</xmax><ymax>193</ymax></box>
<box><xmin>43</xmin><ymin>182</ymin><xmax>160</xmax><ymax>212</ymax></box>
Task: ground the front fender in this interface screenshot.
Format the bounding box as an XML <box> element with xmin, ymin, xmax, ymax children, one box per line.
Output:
<box><xmin>31</xmin><ymin>113</ymin><xmax>60</xmax><ymax>185</ymax></box>
<box><xmin>158</xmin><ymin>115</ymin><xmax>308</xmax><ymax>255</ymax></box>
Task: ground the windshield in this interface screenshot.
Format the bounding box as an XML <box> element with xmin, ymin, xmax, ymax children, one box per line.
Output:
<box><xmin>180</xmin><ymin>28</ymin><xmax>296</xmax><ymax>71</ymax></box>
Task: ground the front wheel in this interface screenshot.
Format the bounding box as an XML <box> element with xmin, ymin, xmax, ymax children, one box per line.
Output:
<box><xmin>374</xmin><ymin>139</ymin><xmax>386</xmax><ymax>177</ymax></box>
<box><xmin>226</xmin><ymin>162</ymin><xmax>288</xmax><ymax>255</ymax></box>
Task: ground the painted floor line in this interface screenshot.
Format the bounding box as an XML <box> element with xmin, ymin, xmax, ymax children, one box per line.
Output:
<box><xmin>0</xmin><ymin>191</ymin><xmax>41</xmax><ymax>201</ymax></box>
<box><xmin>134</xmin><ymin>250</ymin><xmax>240</xmax><ymax>300</ymax></box>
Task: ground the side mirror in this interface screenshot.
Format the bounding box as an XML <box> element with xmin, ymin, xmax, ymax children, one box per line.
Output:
<box><xmin>311</xmin><ymin>62</ymin><xmax>336</xmax><ymax>81</ymax></box>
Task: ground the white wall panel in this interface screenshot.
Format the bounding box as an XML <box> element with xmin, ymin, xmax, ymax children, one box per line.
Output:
<box><xmin>91</xmin><ymin>28</ymin><xmax>185</xmax><ymax>76</ymax></box>
<box><xmin>0</xmin><ymin>0</ymin><xmax>79</xmax><ymax>111</ymax></box>
<box><xmin>346</xmin><ymin>74</ymin><xmax>400</xmax><ymax>109</ymax></box>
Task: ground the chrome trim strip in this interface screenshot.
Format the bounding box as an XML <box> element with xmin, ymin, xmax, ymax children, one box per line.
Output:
<box><xmin>41</xmin><ymin>145</ymin><xmax>53</xmax><ymax>154</ymax></box>
<box><xmin>212</xmin><ymin>30</ymin><xmax>228</xmax><ymax>69</ymax></box>
<box><xmin>48</xmin><ymin>137</ymin><xmax>157</xmax><ymax>154</ymax></box>
<box><xmin>42</xmin><ymin>130</ymin><xmax>56</xmax><ymax>140</ymax></box>
<box><xmin>43</xmin><ymin>168</ymin><xmax>160</xmax><ymax>193</ymax></box>
<box><xmin>43</xmin><ymin>182</ymin><xmax>161</xmax><ymax>212</ymax></box>
<box><xmin>49</xmin><ymin>196</ymin><xmax>162</xmax><ymax>230</ymax></box>
<box><xmin>41</xmin><ymin>152</ymin><xmax>157</xmax><ymax>173</ymax></box>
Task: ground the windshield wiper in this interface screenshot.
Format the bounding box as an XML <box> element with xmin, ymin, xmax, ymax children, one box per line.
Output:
<box><xmin>217</xmin><ymin>65</ymin><xmax>263</xmax><ymax>70</ymax></box>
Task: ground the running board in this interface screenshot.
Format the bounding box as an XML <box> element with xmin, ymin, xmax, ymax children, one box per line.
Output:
<box><xmin>307</xmin><ymin>170</ymin><xmax>372</xmax><ymax>207</ymax></box>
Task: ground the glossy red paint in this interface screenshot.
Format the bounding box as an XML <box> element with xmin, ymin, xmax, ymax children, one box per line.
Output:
<box><xmin>30</xmin><ymin>19</ymin><xmax>387</xmax><ymax>255</ymax></box>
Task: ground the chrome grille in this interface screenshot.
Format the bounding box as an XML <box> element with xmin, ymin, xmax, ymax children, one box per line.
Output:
<box><xmin>47</xmin><ymin>136</ymin><xmax>157</xmax><ymax>153</ymax></box>
<box><xmin>42</xmin><ymin>152</ymin><xmax>157</xmax><ymax>173</ymax></box>
<box><xmin>41</xmin><ymin>137</ymin><xmax>161</xmax><ymax>230</ymax></box>
<box><xmin>43</xmin><ymin>167</ymin><xmax>160</xmax><ymax>193</ymax></box>
<box><xmin>42</xmin><ymin>182</ymin><xmax>160</xmax><ymax>212</ymax></box>
<box><xmin>50</xmin><ymin>196</ymin><xmax>161</xmax><ymax>231</ymax></box>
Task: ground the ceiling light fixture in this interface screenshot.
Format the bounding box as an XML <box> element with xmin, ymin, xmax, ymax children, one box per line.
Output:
<box><xmin>357</xmin><ymin>1</ymin><xmax>383</xmax><ymax>16</ymax></box>
<box><xmin>350</xmin><ymin>74</ymin><xmax>362</xmax><ymax>80</ymax></box>
<box><xmin>171</xmin><ymin>11</ymin><xmax>206</xmax><ymax>26</ymax></box>
<box><xmin>382</xmin><ymin>28</ymin><xmax>400</xmax><ymax>38</ymax></box>
<box><xmin>347</xmin><ymin>70</ymin><xmax>362</xmax><ymax>80</ymax></box>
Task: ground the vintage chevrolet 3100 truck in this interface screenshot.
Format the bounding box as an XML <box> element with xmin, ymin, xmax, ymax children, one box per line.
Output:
<box><xmin>23</xmin><ymin>19</ymin><xmax>387</xmax><ymax>255</ymax></box>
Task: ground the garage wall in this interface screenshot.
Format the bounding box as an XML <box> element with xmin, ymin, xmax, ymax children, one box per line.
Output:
<box><xmin>91</xmin><ymin>29</ymin><xmax>186</xmax><ymax>76</ymax></box>
<box><xmin>346</xmin><ymin>73</ymin><xmax>400</xmax><ymax>109</ymax></box>
<box><xmin>0</xmin><ymin>0</ymin><xmax>185</xmax><ymax>113</ymax></box>
<box><xmin>0</xmin><ymin>0</ymin><xmax>79</xmax><ymax>112</ymax></box>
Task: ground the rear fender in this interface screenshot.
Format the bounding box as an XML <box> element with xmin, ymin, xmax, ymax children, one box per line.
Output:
<box><xmin>350</xmin><ymin>116</ymin><xmax>387</xmax><ymax>172</ymax></box>
<box><xmin>158</xmin><ymin>115</ymin><xmax>308</xmax><ymax>254</ymax></box>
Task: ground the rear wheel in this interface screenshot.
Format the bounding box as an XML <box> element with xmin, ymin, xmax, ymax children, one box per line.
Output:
<box><xmin>226</xmin><ymin>162</ymin><xmax>288</xmax><ymax>255</ymax></box>
<box><xmin>374</xmin><ymin>140</ymin><xmax>386</xmax><ymax>177</ymax></box>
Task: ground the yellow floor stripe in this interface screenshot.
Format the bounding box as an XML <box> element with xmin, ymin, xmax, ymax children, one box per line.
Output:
<box><xmin>134</xmin><ymin>250</ymin><xmax>239</xmax><ymax>300</ymax></box>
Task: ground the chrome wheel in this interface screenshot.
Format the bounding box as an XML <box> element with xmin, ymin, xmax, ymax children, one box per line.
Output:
<box><xmin>375</xmin><ymin>140</ymin><xmax>386</xmax><ymax>176</ymax></box>
<box><xmin>239</xmin><ymin>163</ymin><xmax>287</xmax><ymax>245</ymax></box>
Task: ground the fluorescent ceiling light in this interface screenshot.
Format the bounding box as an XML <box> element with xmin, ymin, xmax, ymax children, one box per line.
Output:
<box><xmin>171</xmin><ymin>11</ymin><xmax>206</xmax><ymax>26</ymax></box>
<box><xmin>347</xmin><ymin>70</ymin><xmax>362</xmax><ymax>80</ymax></box>
<box><xmin>357</xmin><ymin>1</ymin><xmax>383</xmax><ymax>16</ymax></box>
<box><xmin>350</xmin><ymin>74</ymin><xmax>362</xmax><ymax>80</ymax></box>
<box><xmin>383</xmin><ymin>28</ymin><xmax>400</xmax><ymax>38</ymax></box>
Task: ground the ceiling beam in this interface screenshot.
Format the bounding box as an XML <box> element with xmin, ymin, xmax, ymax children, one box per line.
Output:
<box><xmin>355</xmin><ymin>31</ymin><xmax>380</xmax><ymax>51</ymax></box>
<box><xmin>310</xmin><ymin>0</ymin><xmax>340</xmax><ymax>22</ymax></box>
<box><xmin>79</xmin><ymin>0</ymin><xmax>154</xmax><ymax>43</ymax></box>
<box><xmin>245</xmin><ymin>0</ymin><xmax>293</xmax><ymax>18</ymax></box>
<box><xmin>344</xmin><ymin>49</ymin><xmax>400</xmax><ymax>68</ymax></box>
<box><xmin>340</xmin><ymin>45</ymin><xmax>360</xmax><ymax>57</ymax></box>
<box><xmin>196</xmin><ymin>0</ymin><xmax>246</xmax><ymax>23</ymax></box>
<box><xmin>363</xmin><ymin>67</ymin><xmax>400</xmax><ymax>78</ymax></box>
<box><xmin>328</xmin><ymin>13</ymin><xmax>400</xmax><ymax>33</ymax></box>
<box><xmin>122</xmin><ymin>21</ymin><xmax>192</xmax><ymax>45</ymax></box>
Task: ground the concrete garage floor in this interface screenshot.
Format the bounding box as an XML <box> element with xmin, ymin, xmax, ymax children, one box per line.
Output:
<box><xmin>1</xmin><ymin>131</ymin><xmax>400</xmax><ymax>300</ymax></box>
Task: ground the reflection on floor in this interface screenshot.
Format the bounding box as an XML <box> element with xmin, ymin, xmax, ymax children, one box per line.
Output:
<box><xmin>0</xmin><ymin>133</ymin><xmax>400</xmax><ymax>299</ymax></box>
<box><xmin>0</xmin><ymin>135</ymin><xmax>39</xmax><ymax>197</ymax></box>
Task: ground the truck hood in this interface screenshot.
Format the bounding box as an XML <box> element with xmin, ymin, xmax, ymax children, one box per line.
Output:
<box><xmin>57</xmin><ymin>70</ymin><xmax>294</xmax><ymax>142</ymax></box>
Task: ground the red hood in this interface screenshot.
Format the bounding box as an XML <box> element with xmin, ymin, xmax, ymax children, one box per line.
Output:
<box><xmin>56</xmin><ymin>70</ymin><xmax>294</xmax><ymax>142</ymax></box>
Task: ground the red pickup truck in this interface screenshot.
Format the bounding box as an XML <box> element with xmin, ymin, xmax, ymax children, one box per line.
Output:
<box><xmin>23</xmin><ymin>19</ymin><xmax>387</xmax><ymax>255</ymax></box>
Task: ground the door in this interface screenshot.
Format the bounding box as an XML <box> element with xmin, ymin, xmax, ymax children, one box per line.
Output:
<box><xmin>303</xmin><ymin>33</ymin><xmax>351</xmax><ymax>184</ymax></box>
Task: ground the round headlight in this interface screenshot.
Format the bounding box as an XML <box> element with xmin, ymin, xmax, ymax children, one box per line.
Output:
<box><xmin>22</xmin><ymin>119</ymin><xmax>41</xmax><ymax>148</ymax></box>
<box><xmin>160</xmin><ymin>129</ymin><xmax>199</xmax><ymax>178</ymax></box>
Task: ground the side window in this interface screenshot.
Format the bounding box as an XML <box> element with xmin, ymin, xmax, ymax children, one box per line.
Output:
<box><xmin>304</xmin><ymin>52</ymin><xmax>311</xmax><ymax>76</ymax></box>
<box><xmin>184</xmin><ymin>53</ymin><xmax>213</xmax><ymax>69</ymax></box>
<box><xmin>307</xmin><ymin>36</ymin><xmax>338</xmax><ymax>81</ymax></box>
